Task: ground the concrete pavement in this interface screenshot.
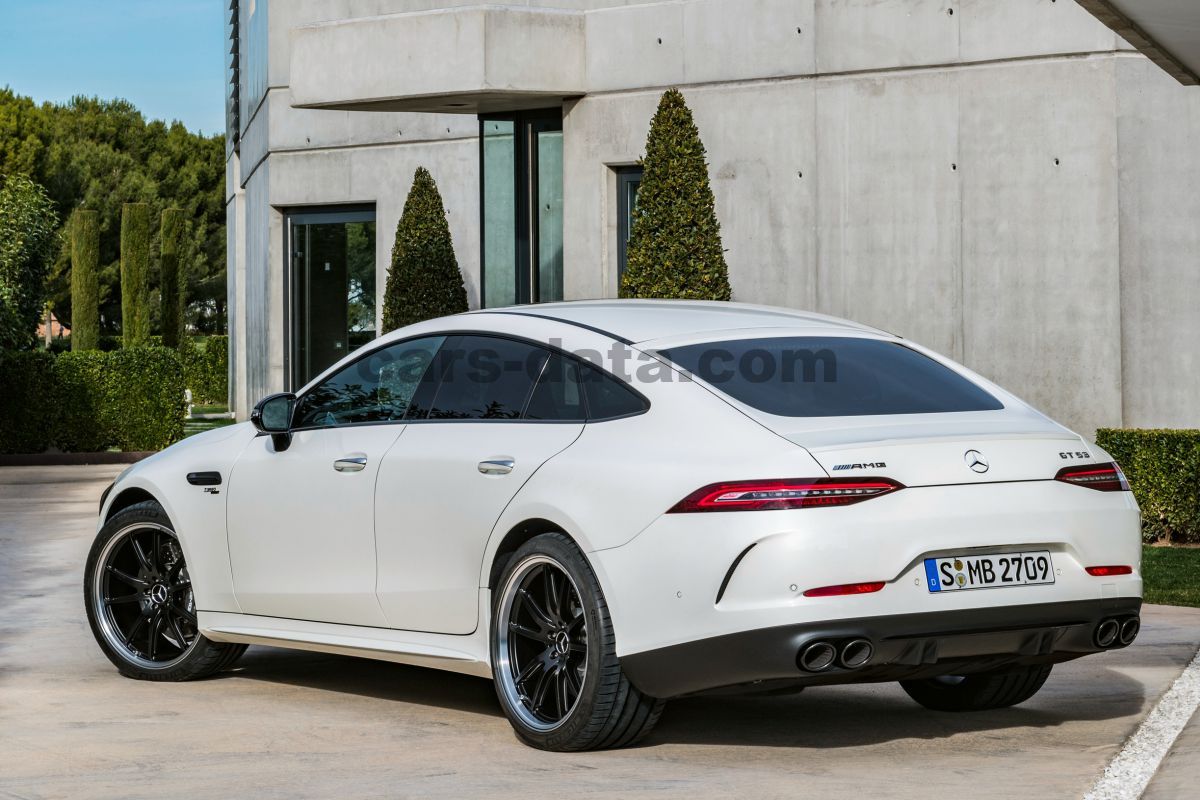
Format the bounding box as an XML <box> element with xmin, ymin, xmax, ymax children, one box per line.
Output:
<box><xmin>1</xmin><ymin>464</ymin><xmax>1198</xmax><ymax>799</ymax></box>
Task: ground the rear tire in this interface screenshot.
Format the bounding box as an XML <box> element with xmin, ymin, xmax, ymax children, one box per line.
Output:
<box><xmin>490</xmin><ymin>532</ymin><xmax>665</xmax><ymax>751</ymax></box>
<box><xmin>900</xmin><ymin>664</ymin><xmax>1052</xmax><ymax>712</ymax></box>
<box><xmin>84</xmin><ymin>500</ymin><xmax>247</xmax><ymax>681</ymax></box>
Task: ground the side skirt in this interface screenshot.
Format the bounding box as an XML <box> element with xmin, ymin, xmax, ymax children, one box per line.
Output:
<box><xmin>199</xmin><ymin>597</ymin><xmax>494</xmax><ymax>680</ymax></box>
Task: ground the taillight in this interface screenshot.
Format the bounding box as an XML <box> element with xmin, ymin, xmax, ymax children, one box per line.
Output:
<box><xmin>1086</xmin><ymin>565</ymin><xmax>1133</xmax><ymax>577</ymax></box>
<box><xmin>1055</xmin><ymin>462</ymin><xmax>1130</xmax><ymax>492</ymax></box>
<box><xmin>802</xmin><ymin>581</ymin><xmax>886</xmax><ymax>598</ymax></box>
<box><xmin>667</xmin><ymin>477</ymin><xmax>903</xmax><ymax>513</ymax></box>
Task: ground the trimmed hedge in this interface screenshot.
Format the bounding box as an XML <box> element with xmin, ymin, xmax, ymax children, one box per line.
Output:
<box><xmin>160</xmin><ymin>208</ymin><xmax>184</xmax><ymax>349</ymax></box>
<box><xmin>1096</xmin><ymin>428</ymin><xmax>1200</xmax><ymax>544</ymax></box>
<box><xmin>120</xmin><ymin>203</ymin><xmax>151</xmax><ymax>347</ymax></box>
<box><xmin>71</xmin><ymin>209</ymin><xmax>100</xmax><ymax>351</ymax></box>
<box><xmin>181</xmin><ymin>335</ymin><xmax>228</xmax><ymax>405</ymax></box>
<box><xmin>0</xmin><ymin>350</ymin><xmax>58</xmax><ymax>453</ymax></box>
<box><xmin>0</xmin><ymin>346</ymin><xmax>185</xmax><ymax>454</ymax></box>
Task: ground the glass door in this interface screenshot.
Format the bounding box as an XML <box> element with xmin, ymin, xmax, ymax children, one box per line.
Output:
<box><xmin>480</xmin><ymin>110</ymin><xmax>563</xmax><ymax>307</ymax></box>
<box><xmin>287</xmin><ymin>207</ymin><xmax>376</xmax><ymax>388</ymax></box>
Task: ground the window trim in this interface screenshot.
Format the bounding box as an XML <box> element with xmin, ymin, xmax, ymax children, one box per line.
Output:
<box><xmin>614</xmin><ymin>165</ymin><xmax>643</xmax><ymax>284</ymax></box>
<box><xmin>288</xmin><ymin>330</ymin><xmax>651</xmax><ymax>433</ymax></box>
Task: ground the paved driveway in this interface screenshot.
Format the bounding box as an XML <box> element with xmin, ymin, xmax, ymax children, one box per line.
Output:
<box><xmin>1</xmin><ymin>465</ymin><xmax>1197</xmax><ymax>799</ymax></box>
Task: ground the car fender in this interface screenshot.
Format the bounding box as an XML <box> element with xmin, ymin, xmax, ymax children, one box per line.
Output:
<box><xmin>98</xmin><ymin>423</ymin><xmax>259</xmax><ymax>613</ymax></box>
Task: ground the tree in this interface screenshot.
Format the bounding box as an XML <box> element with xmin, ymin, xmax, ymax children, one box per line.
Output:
<box><xmin>0</xmin><ymin>89</ymin><xmax>226</xmax><ymax>335</ymax></box>
<box><xmin>620</xmin><ymin>89</ymin><xmax>731</xmax><ymax>301</ymax></box>
<box><xmin>382</xmin><ymin>167</ymin><xmax>468</xmax><ymax>332</ymax></box>
<box><xmin>160</xmin><ymin>208</ymin><xmax>184</xmax><ymax>347</ymax></box>
<box><xmin>0</xmin><ymin>174</ymin><xmax>59</xmax><ymax>350</ymax></box>
<box><xmin>120</xmin><ymin>202</ymin><xmax>150</xmax><ymax>346</ymax></box>
<box><xmin>70</xmin><ymin>210</ymin><xmax>99</xmax><ymax>350</ymax></box>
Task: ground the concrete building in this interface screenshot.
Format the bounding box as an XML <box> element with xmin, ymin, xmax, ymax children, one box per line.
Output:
<box><xmin>224</xmin><ymin>0</ymin><xmax>1200</xmax><ymax>436</ymax></box>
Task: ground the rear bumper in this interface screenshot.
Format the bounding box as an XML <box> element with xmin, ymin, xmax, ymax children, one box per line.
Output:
<box><xmin>620</xmin><ymin>598</ymin><xmax>1142</xmax><ymax>698</ymax></box>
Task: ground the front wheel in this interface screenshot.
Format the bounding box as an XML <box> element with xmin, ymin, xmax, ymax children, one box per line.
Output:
<box><xmin>84</xmin><ymin>500</ymin><xmax>246</xmax><ymax>681</ymax></box>
<box><xmin>490</xmin><ymin>533</ymin><xmax>665</xmax><ymax>751</ymax></box>
<box><xmin>900</xmin><ymin>664</ymin><xmax>1053</xmax><ymax>712</ymax></box>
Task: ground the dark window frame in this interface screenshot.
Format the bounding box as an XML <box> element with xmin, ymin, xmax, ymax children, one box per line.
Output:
<box><xmin>288</xmin><ymin>330</ymin><xmax>651</xmax><ymax>433</ymax></box>
<box><xmin>478</xmin><ymin>109</ymin><xmax>563</xmax><ymax>308</ymax></box>
<box><xmin>283</xmin><ymin>205</ymin><xmax>377</xmax><ymax>391</ymax></box>
<box><xmin>614</xmin><ymin>165</ymin><xmax>643</xmax><ymax>283</ymax></box>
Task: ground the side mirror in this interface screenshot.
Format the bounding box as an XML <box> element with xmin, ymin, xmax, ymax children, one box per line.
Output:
<box><xmin>251</xmin><ymin>392</ymin><xmax>296</xmax><ymax>452</ymax></box>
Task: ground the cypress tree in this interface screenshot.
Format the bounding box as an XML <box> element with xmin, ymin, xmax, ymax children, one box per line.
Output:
<box><xmin>382</xmin><ymin>167</ymin><xmax>468</xmax><ymax>332</ymax></box>
<box><xmin>120</xmin><ymin>202</ymin><xmax>151</xmax><ymax>347</ymax></box>
<box><xmin>160</xmin><ymin>208</ymin><xmax>184</xmax><ymax>348</ymax></box>
<box><xmin>70</xmin><ymin>210</ymin><xmax>100</xmax><ymax>351</ymax></box>
<box><xmin>620</xmin><ymin>89</ymin><xmax>732</xmax><ymax>301</ymax></box>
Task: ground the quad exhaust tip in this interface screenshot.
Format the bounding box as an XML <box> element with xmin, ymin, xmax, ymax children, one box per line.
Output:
<box><xmin>840</xmin><ymin>639</ymin><xmax>874</xmax><ymax>669</ymax></box>
<box><xmin>1095</xmin><ymin>619</ymin><xmax>1120</xmax><ymax>648</ymax></box>
<box><xmin>799</xmin><ymin>641</ymin><xmax>837</xmax><ymax>672</ymax></box>
<box><xmin>1119</xmin><ymin>617</ymin><xmax>1140</xmax><ymax>646</ymax></box>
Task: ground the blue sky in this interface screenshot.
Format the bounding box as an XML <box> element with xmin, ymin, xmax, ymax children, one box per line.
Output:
<box><xmin>0</xmin><ymin>0</ymin><xmax>225</xmax><ymax>135</ymax></box>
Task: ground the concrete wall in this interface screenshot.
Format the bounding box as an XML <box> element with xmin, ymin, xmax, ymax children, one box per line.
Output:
<box><xmin>226</xmin><ymin>0</ymin><xmax>1200</xmax><ymax>435</ymax></box>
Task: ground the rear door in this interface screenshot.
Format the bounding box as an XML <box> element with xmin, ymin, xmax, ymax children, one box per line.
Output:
<box><xmin>375</xmin><ymin>337</ymin><xmax>584</xmax><ymax>634</ymax></box>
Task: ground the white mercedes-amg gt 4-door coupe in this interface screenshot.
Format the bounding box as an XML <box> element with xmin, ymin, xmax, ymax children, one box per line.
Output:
<box><xmin>85</xmin><ymin>300</ymin><xmax>1142</xmax><ymax>751</ymax></box>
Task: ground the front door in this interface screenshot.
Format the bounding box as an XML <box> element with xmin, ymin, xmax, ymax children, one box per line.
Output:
<box><xmin>227</xmin><ymin>335</ymin><xmax>444</xmax><ymax>626</ymax></box>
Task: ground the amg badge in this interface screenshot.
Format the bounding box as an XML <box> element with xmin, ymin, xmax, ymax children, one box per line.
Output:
<box><xmin>832</xmin><ymin>462</ymin><xmax>887</xmax><ymax>471</ymax></box>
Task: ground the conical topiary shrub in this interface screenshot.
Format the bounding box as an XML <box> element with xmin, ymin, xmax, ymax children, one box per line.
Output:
<box><xmin>620</xmin><ymin>89</ymin><xmax>731</xmax><ymax>301</ymax></box>
<box><xmin>382</xmin><ymin>167</ymin><xmax>468</xmax><ymax>332</ymax></box>
<box><xmin>70</xmin><ymin>210</ymin><xmax>100</xmax><ymax>351</ymax></box>
<box><xmin>120</xmin><ymin>202</ymin><xmax>151</xmax><ymax>346</ymax></box>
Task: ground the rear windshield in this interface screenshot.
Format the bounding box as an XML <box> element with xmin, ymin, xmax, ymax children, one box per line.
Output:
<box><xmin>658</xmin><ymin>337</ymin><xmax>1003</xmax><ymax>417</ymax></box>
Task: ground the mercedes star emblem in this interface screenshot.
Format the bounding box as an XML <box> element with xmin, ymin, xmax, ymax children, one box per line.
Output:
<box><xmin>964</xmin><ymin>450</ymin><xmax>989</xmax><ymax>473</ymax></box>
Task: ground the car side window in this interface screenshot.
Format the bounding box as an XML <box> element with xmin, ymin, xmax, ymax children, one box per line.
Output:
<box><xmin>423</xmin><ymin>335</ymin><xmax>549</xmax><ymax>420</ymax></box>
<box><xmin>580</xmin><ymin>362</ymin><xmax>649</xmax><ymax>421</ymax></box>
<box><xmin>524</xmin><ymin>353</ymin><xmax>586</xmax><ymax>421</ymax></box>
<box><xmin>292</xmin><ymin>336</ymin><xmax>445</xmax><ymax>429</ymax></box>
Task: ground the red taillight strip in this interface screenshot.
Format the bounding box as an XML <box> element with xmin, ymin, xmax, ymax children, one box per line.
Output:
<box><xmin>666</xmin><ymin>477</ymin><xmax>904</xmax><ymax>513</ymax></box>
<box><xmin>803</xmin><ymin>581</ymin><xmax>886</xmax><ymax>598</ymax></box>
<box><xmin>1054</xmin><ymin>462</ymin><xmax>1130</xmax><ymax>492</ymax></box>
<box><xmin>1086</xmin><ymin>565</ymin><xmax>1133</xmax><ymax>577</ymax></box>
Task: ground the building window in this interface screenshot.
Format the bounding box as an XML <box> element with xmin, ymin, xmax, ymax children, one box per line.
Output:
<box><xmin>615</xmin><ymin>166</ymin><xmax>643</xmax><ymax>282</ymax></box>
<box><xmin>286</xmin><ymin>207</ymin><xmax>376</xmax><ymax>388</ymax></box>
<box><xmin>479</xmin><ymin>110</ymin><xmax>563</xmax><ymax>307</ymax></box>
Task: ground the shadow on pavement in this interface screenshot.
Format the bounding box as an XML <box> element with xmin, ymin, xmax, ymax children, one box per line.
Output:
<box><xmin>225</xmin><ymin>646</ymin><xmax>1146</xmax><ymax>749</ymax></box>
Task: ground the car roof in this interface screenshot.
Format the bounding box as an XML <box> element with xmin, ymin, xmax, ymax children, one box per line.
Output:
<box><xmin>469</xmin><ymin>300</ymin><xmax>886</xmax><ymax>344</ymax></box>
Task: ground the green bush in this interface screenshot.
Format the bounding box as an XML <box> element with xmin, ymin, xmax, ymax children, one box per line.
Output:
<box><xmin>53</xmin><ymin>351</ymin><xmax>109</xmax><ymax>452</ymax></box>
<box><xmin>120</xmin><ymin>202</ymin><xmax>151</xmax><ymax>347</ymax></box>
<box><xmin>104</xmin><ymin>347</ymin><xmax>185</xmax><ymax>450</ymax></box>
<box><xmin>0</xmin><ymin>346</ymin><xmax>184</xmax><ymax>454</ymax></box>
<box><xmin>1096</xmin><ymin>428</ymin><xmax>1200</xmax><ymax>544</ymax></box>
<box><xmin>160</xmin><ymin>208</ymin><xmax>184</xmax><ymax>349</ymax></box>
<box><xmin>620</xmin><ymin>89</ymin><xmax>731</xmax><ymax>301</ymax></box>
<box><xmin>0</xmin><ymin>175</ymin><xmax>59</xmax><ymax>351</ymax></box>
<box><xmin>180</xmin><ymin>335</ymin><xmax>228</xmax><ymax>405</ymax></box>
<box><xmin>70</xmin><ymin>210</ymin><xmax>100</xmax><ymax>351</ymax></box>
<box><xmin>0</xmin><ymin>351</ymin><xmax>58</xmax><ymax>453</ymax></box>
<box><xmin>382</xmin><ymin>167</ymin><xmax>468</xmax><ymax>332</ymax></box>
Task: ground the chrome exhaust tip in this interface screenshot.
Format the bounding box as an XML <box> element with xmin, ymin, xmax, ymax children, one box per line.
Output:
<box><xmin>840</xmin><ymin>639</ymin><xmax>874</xmax><ymax>669</ymax></box>
<box><xmin>799</xmin><ymin>641</ymin><xmax>837</xmax><ymax>672</ymax></box>
<box><xmin>1095</xmin><ymin>619</ymin><xmax>1120</xmax><ymax>648</ymax></box>
<box><xmin>1119</xmin><ymin>617</ymin><xmax>1141</xmax><ymax>646</ymax></box>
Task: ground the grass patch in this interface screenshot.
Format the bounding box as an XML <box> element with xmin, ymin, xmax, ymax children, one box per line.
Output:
<box><xmin>190</xmin><ymin>404</ymin><xmax>228</xmax><ymax>416</ymax></box>
<box><xmin>1142</xmin><ymin>546</ymin><xmax>1200</xmax><ymax>607</ymax></box>
<box><xmin>182</xmin><ymin>417</ymin><xmax>235</xmax><ymax>439</ymax></box>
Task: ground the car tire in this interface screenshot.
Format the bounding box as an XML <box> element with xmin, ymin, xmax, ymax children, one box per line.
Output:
<box><xmin>84</xmin><ymin>500</ymin><xmax>247</xmax><ymax>681</ymax></box>
<box><xmin>900</xmin><ymin>664</ymin><xmax>1053</xmax><ymax>712</ymax></box>
<box><xmin>490</xmin><ymin>532</ymin><xmax>665</xmax><ymax>751</ymax></box>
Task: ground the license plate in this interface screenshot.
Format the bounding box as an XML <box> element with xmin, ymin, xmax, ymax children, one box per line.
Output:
<box><xmin>924</xmin><ymin>551</ymin><xmax>1054</xmax><ymax>593</ymax></box>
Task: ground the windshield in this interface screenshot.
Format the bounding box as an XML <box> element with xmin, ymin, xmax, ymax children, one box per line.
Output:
<box><xmin>658</xmin><ymin>337</ymin><xmax>1004</xmax><ymax>417</ymax></box>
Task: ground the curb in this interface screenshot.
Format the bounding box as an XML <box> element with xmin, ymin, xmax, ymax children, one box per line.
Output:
<box><xmin>0</xmin><ymin>451</ymin><xmax>155</xmax><ymax>467</ymax></box>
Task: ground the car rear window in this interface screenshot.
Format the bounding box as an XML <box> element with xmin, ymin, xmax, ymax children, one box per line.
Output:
<box><xmin>658</xmin><ymin>337</ymin><xmax>1003</xmax><ymax>417</ymax></box>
